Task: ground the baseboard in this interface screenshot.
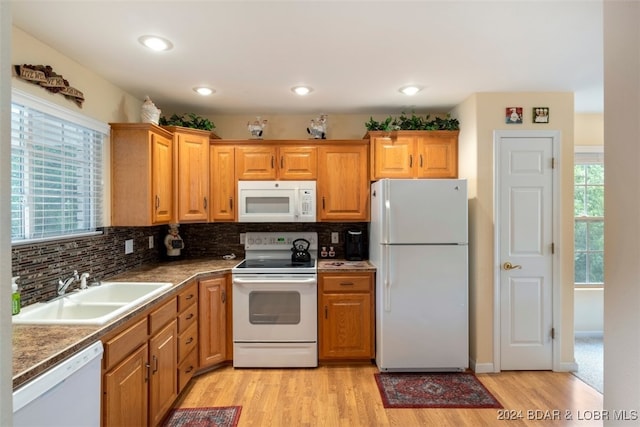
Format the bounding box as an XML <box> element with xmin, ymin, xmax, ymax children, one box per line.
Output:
<box><xmin>557</xmin><ymin>361</ymin><xmax>579</xmax><ymax>372</ymax></box>
<box><xmin>469</xmin><ymin>358</ymin><xmax>495</xmax><ymax>373</ymax></box>
<box><xmin>574</xmin><ymin>331</ymin><xmax>603</xmax><ymax>338</ymax></box>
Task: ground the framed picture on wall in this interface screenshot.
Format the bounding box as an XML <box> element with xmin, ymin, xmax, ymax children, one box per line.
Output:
<box><xmin>505</xmin><ymin>107</ymin><xmax>523</xmax><ymax>124</ymax></box>
<box><xmin>533</xmin><ymin>107</ymin><xmax>549</xmax><ymax>123</ymax></box>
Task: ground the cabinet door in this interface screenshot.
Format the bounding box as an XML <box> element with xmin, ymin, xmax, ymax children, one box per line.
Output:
<box><xmin>320</xmin><ymin>293</ymin><xmax>373</xmax><ymax>359</ymax></box>
<box><xmin>104</xmin><ymin>344</ymin><xmax>149</xmax><ymax>427</ymax></box>
<box><xmin>235</xmin><ymin>146</ymin><xmax>277</xmax><ymax>180</ymax></box>
<box><xmin>149</xmin><ymin>320</ymin><xmax>178</xmax><ymax>427</ymax></box>
<box><xmin>415</xmin><ymin>133</ymin><xmax>458</xmax><ymax>178</ymax></box>
<box><xmin>199</xmin><ymin>276</ymin><xmax>227</xmax><ymax>368</ymax></box>
<box><xmin>317</xmin><ymin>144</ymin><xmax>369</xmax><ymax>221</ymax></box>
<box><xmin>151</xmin><ymin>132</ymin><xmax>174</xmax><ymax>224</ymax></box>
<box><xmin>371</xmin><ymin>135</ymin><xmax>414</xmax><ymax>179</ymax></box>
<box><xmin>176</xmin><ymin>131</ymin><xmax>210</xmax><ymax>222</ymax></box>
<box><xmin>210</xmin><ymin>145</ymin><xmax>236</xmax><ymax>221</ymax></box>
<box><xmin>278</xmin><ymin>146</ymin><xmax>318</xmax><ymax>180</ymax></box>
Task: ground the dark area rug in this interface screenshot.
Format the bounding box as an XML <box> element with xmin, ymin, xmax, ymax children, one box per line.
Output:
<box><xmin>163</xmin><ymin>406</ymin><xmax>242</xmax><ymax>427</ymax></box>
<box><xmin>375</xmin><ymin>372</ymin><xmax>503</xmax><ymax>409</ymax></box>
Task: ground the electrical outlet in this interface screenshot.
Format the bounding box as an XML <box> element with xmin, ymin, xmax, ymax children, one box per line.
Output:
<box><xmin>331</xmin><ymin>232</ymin><xmax>339</xmax><ymax>244</ymax></box>
<box><xmin>240</xmin><ymin>233</ymin><xmax>246</xmax><ymax>245</ymax></box>
<box><xmin>148</xmin><ymin>236</ymin><xmax>154</xmax><ymax>249</ymax></box>
<box><xmin>125</xmin><ymin>239</ymin><xmax>134</xmax><ymax>254</ymax></box>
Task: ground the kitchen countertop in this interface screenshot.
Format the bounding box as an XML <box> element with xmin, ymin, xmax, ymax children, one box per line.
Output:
<box><xmin>317</xmin><ymin>259</ymin><xmax>376</xmax><ymax>272</ymax></box>
<box><xmin>12</xmin><ymin>258</ymin><xmax>239</xmax><ymax>390</ymax></box>
<box><xmin>12</xmin><ymin>257</ymin><xmax>375</xmax><ymax>390</ymax></box>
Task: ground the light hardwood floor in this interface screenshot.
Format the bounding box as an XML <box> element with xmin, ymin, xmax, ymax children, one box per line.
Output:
<box><xmin>174</xmin><ymin>363</ymin><xmax>603</xmax><ymax>426</ymax></box>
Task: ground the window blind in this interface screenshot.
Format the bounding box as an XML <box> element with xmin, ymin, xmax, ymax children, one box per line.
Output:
<box><xmin>11</xmin><ymin>91</ymin><xmax>106</xmax><ymax>243</ymax></box>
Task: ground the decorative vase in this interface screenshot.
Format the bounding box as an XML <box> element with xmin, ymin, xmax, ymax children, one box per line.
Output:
<box><xmin>141</xmin><ymin>96</ymin><xmax>161</xmax><ymax>125</ymax></box>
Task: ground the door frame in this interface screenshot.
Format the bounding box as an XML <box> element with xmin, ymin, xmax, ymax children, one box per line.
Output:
<box><xmin>493</xmin><ymin>130</ymin><xmax>562</xmax><ymax>372</ymax></box>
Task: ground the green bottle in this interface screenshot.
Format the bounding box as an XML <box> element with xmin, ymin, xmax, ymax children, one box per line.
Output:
<box><xmin>12</xmin><ymin>276</ymin><xmax>21</xmax><ymax>315</ymax></box>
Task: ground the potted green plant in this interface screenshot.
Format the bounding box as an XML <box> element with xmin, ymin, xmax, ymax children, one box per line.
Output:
<box><xmin>159</xmin><ymin>113</ymin><xmax>215</xmax><ymax>131</ymax></box>
<box><xmin>365</xmin><ymin>112</ymin><xmax>459</xmax><ymax>132</ymax></box>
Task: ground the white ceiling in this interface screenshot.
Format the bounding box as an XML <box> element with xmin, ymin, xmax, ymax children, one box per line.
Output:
<box><xmin>11</xmin><ymin>1</ymin><xmax>603</xmax><ymax>116</ymax></box>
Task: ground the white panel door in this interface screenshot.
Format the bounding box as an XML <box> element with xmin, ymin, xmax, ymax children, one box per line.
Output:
<box><xmin>498</xmin><ymin>134</ymin><xmax>554</xmax><ymax>370</ymax></box>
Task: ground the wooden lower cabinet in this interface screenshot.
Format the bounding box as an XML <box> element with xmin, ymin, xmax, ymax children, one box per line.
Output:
<box><xmin>149</xmin><ymin>319</ymin><xmax>178</xmax><ymax>426</ymax></box>
<box><xmin>318</xmin><ymin>272</ymin><xmax>374</xmax><ymax>360</ymax></box>
<box><xmin>103</xmin><ymin>343</ymin><xmax>149</xmax><ymax>427</ymax></box>
<box><xmin>198</xmin><ymin>275</ymin><xmax>228</xmax><ymax>369</ymax></box>
<box><xmin>102</xmin><ymin>299</ymin><xmax>178</xmax><ymax>427</ymax></box>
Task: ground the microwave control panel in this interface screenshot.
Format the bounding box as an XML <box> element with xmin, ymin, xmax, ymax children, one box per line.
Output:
<box><xmin>299</xmin><ymin>190</ymin><xmax>314</xmax><ymax>217</ymax></box>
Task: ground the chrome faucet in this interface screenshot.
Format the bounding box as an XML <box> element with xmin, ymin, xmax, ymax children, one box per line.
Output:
<box><xmin>79</xmin><ymin>272</ymin><xmax>90</xmax><ymax>290</ymax></box>
<box><xmin>57</xmin><ymin>270</ymin><xmax>79</xmax><ymax>296</ymax></box>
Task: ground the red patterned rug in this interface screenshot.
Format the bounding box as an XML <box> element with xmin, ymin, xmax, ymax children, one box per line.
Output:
<box><xmin>374</xmin><ymin>372</ymin><xmax>503</xmax><ymax>409</ymax></box>
<box><xmin>163</xmin><ymin>406</ymin><xmax>242</xmax><ymax>427</ymax></box>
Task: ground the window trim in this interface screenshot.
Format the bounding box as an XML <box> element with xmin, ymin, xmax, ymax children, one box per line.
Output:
<box><xmin>11</xmin><ymin>88</ymin><xmax>108</xmax><ymax>245</ymax></box>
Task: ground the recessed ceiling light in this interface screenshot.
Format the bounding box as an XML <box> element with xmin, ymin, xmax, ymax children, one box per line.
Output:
<box><xmin>193</xmin><ymin>87</ymin><xmax>214</xmax><ymax>96</ymax></box>
<box><xmin>399</xmin><ymin>85</ymin><xmax>422</xmax><ymax>96</ymax></box>
<box><xmin>292</xmin><ymin>86</ymin><xmax>313</xmax><ymax>96</ymax></box>
<box><xmin>138</xmin><ymin>35</ymin><xmax>173</xmax><ymax>52</ymax></box>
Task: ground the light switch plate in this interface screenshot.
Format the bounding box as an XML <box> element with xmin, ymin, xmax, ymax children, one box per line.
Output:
<box><xmin>125</xmin><ymin>239</ymin><xmax>134</xmax><ymax>254</ymax></box>
<box><xmin>331</xmin><ymin>232</ymin><xmax>339</xmax><ymax>244</ymax></box>
<box><xmin>148</xmin><ymin>236</ymin><xmax>154</xmax><ymax>249</ymax></box>
<box><xmin>240</xmin><ymin>233</ymin><xmax>246</xmax><ymax>245</ymax></box>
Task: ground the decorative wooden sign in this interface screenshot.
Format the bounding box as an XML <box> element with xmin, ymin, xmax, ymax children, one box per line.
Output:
<box><xmin>13</xmin><ymin>64</ymin><xmax>84</xmax><ymax>107</ymax></box>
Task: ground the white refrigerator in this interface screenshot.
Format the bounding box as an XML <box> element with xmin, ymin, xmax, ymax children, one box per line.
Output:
<box><xmin>370</xmin><ymin>179</ymin><xmax>468</xmax><ymax>372</ymax></box>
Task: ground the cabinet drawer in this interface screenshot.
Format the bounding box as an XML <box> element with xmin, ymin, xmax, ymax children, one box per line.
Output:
<box><xmin>178</xmin><ymin>322</ymin><xmax>198</xmax><ymax>361</ymax></box>
<box><xmin>178</xmin><ymin>303</ymin><xmax>197</xmax><ymax>334</ymax></box>
<box><xmin>321</xmin><ymin>274</ymin><xmax>372</xmax><ymax>292</ymax></box>
<box><xmin>103</xmin><ymin>317</ymin><xmax>148</xmax><ymax>370</ymax></box>
<box><xmin>178</xmin><ymin>349</ymin><xmax>198</xmax><ymax>392</ymax></box>
<box><xmin>149</xmin><ymin>298</ymin><xmax>177</xmax><ymax>335</ymax></box>
<box><xmin>177</xmin><ymin>282</ymin><xmax>198</xmax><ymax>313</ymax></box>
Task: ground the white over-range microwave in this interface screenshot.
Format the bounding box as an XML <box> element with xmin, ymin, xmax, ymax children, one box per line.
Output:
<box><xmin>237</xmin><ymin>180</ymin><xmax>316</xmax><ymax>222</ymax></box>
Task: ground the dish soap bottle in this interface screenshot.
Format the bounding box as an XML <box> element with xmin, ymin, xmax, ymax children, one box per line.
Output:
<box><xmin>12</xmin><ymin>276</ymin><xmax>21</xmax><ymax>315</ymax></box>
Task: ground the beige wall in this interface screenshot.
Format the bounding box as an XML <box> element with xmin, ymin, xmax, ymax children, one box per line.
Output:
<box><xmin>575</xmin><ymin>113</ymin><xmax>604</xmax><ymax>146</ymax></box>
<box><xmin>603</xmin><ymin>1</ymin><xmax>640</xmax><ymax>412</ymax></box>
<box><xmin>12</xmin><ymin>27</ymin><xmax>141</xmax><ymax>124</ymax></box>
<box><xmin>452</xmin><ymin>92</ymin><xmax>575</xmax><ymax>371</ymax></box>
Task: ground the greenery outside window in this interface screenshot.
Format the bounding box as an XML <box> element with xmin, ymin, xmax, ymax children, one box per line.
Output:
<box><xmin>11</xmin><ymin>89</ymin><xmax>107</xmax><ymax>244</ymax></box>
<box><xmin>574</xmin><ymin>147</ymin><xmax>604</xmax><ymax>286</ymax></box>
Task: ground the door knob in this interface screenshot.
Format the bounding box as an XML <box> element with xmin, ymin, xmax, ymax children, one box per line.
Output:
<box><xmin>503</xmin><ymin>262</ymin><xmax>522</xmax><ymax>270</ymax></box>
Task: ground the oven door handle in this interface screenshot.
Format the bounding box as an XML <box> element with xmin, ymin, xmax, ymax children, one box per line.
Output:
<box><xmin>233</xmin><ymin>277</ymin><xmax>317</xmax><ymax>285</ymax></box>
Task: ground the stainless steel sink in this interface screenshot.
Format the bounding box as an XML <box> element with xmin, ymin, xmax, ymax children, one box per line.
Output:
<box><xmin>12</xmin><ymin>281</ymin><xmax>173</xmax><ymax>325</ymax></box>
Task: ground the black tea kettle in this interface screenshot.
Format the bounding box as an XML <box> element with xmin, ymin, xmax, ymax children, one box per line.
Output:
<box><xmin>291</xmin><ymin>238</ymin><xmax>311</xmax><ymax>263</ymax></box>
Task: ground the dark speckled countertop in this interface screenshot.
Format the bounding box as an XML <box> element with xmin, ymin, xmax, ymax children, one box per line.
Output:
<box><xmin>12</xmin><ymin>257</ymin><xmax>375</xmax><ymax>390</ymax></box>
<box><xmin>12</xmin><ymin>258</ymin><xmax>239</xmax><ymax>390</ymax></box>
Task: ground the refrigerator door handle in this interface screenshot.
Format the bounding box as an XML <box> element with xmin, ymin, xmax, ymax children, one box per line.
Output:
<box><xmin>383</xmin><ymin>244</ymin><xmax>391</xmax><ymax>311</ymax></box>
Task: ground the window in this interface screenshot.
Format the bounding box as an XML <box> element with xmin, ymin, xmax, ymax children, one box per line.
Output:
<box><xmin>574</xmin><ymin>147</ymin><xmax>604</xmax><ymax>286</ymax></box>
<box><xmin>11</xmin><ymin>89</ymin><xmax>107</xmax><ymax>243</ymax></box>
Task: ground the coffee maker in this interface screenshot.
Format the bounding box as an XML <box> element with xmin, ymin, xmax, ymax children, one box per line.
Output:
<box><xmin>344</xmin><ymin>230</ymin><xmax>366</xmax><ymax>261</ymax></box>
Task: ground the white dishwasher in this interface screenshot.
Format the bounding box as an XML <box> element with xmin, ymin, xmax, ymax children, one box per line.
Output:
<box><xmin>13</xmin><ymin>341</ymin><xmax>103</xmax><ymax>427</ymax></box>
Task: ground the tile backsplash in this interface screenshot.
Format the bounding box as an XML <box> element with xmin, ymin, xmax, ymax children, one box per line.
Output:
<box><xmin>11</xmin><ymin>222</ymin><xmax>368</xmax><ymax>307</ymax></box>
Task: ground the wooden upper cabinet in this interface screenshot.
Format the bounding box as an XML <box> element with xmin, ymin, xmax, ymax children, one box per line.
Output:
<box><xmin>278</xmin><ymin>146</ymin><xmax>317</xmax><ymax>179</ymax></box>
<box><xmin>235</xmin><ymin>145</ymin><xmax>277</xmax><ymax>180</ymax></box>
<box><xmin>415</xmin><ymin>131</ymin><xmax>458</xmax><ymax>178</ymax></box>
<box><xmin>111</xmin><ymin>123</ymin><xmax>174</xmax><ymax>226</ymax></box>
<box><xmin>209</xmin><ymin>145</ymin><xmax>236</xmax><ymax>221</ymax></box>
<box><xmin>368</xmin><ymin>130</ymin><xmax>459</xmax><ymax>179</ymax></box>
<box><xmin>317</xmin><ymin>142</ymin><xmax>369</xmax><ymax>221</ymax></box>
<box><xmin>235</xmin><ymin>143</ymin><xmax>317</xmax><ymax>180</ymax></box>
<box><xmin>163</xmin><ymin>126</ymin><xmax>214</xmax><ymax>223</ymax></box>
